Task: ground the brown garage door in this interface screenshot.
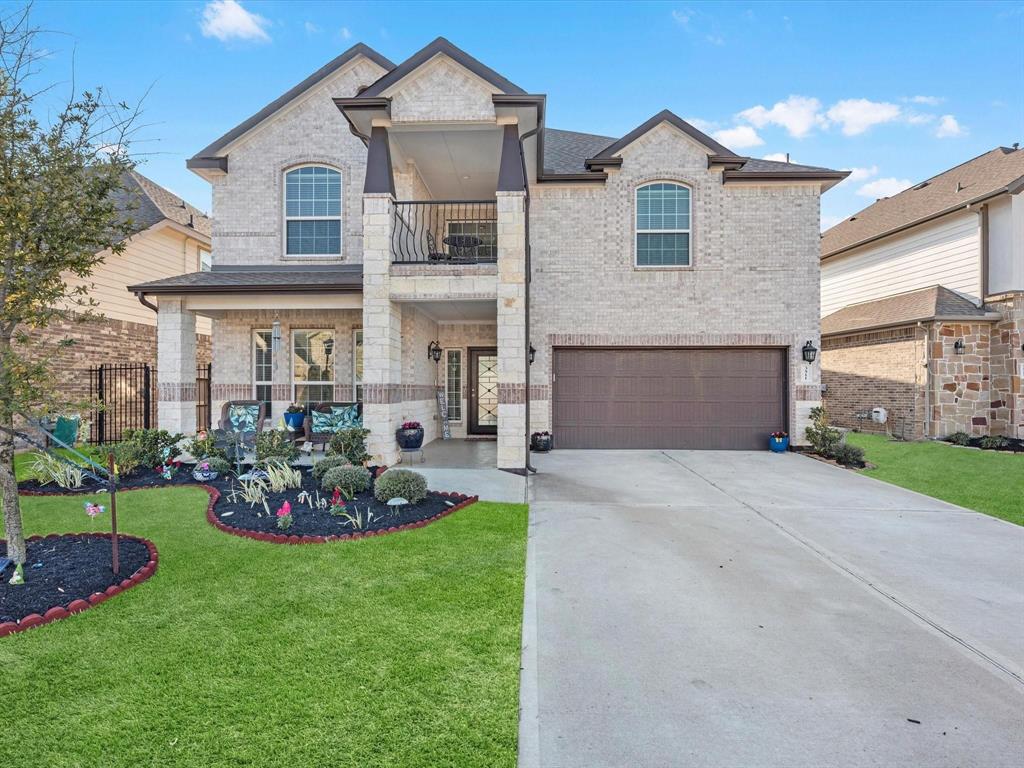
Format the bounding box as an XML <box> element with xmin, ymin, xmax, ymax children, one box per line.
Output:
<box><xmin>552</xmin><ymin>348</ymin><xmax>787</xmax><ymax>450</ymax></box>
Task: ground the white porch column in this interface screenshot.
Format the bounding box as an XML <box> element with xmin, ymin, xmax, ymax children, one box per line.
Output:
<box><xmin>496</xmin><ymin>190</ymin><xmax>527</xmax><ymax>469</ymax></box>
<box><xmin>362</xmin><ymin>193</ymin><xmax>402</xmax><ymax>465</ymax></box>
<box><xmin>156</xmin><ymin>297</ymin><xmax>197</xmax><ymax>435</ymax></box>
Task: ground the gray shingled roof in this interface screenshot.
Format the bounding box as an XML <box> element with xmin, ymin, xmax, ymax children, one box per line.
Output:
<box><xmin>128</xmin><ymin>265</ymin><xmax>362</xmax><ymax>294</ymax></box>
<box><xmin>113</xmin><ymin>171</ymin><xmax>211</xmax><ymax>239</ymax></box>
<box><xmin>735</xmin><ymin>158</ymin><xmax>840</xmax><ymax>174</ymax></box>
<box><xmin>543</xmin><ymin>128</ymin><xmax>615</xmax><ymax>174</ymax></box>
<box><xmin>821</xmin><ymin>285</ymin><xmax>996</xmax><ymax>336</ymax></box>
<box><xmin>822</xmin><ymin>146</ymin><xmax>1024</xmax><ymax>258</ymax></box>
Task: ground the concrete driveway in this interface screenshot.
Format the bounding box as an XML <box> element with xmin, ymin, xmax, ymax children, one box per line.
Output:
<box><xmin>519</xmin><ymin>450</ymin><xmax>1024</xmax><ymax>768</ymax></box>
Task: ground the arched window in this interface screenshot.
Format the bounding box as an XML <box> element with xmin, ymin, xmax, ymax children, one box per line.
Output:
<box><xmin>284</xmin><ymin>165</ymin><xmax>342</xmax><ymax>256</ymax></box>
<box><xmin>635</xmin><ymin>182</ymin><xmax>691</xmax><ymax>266</ymax></box>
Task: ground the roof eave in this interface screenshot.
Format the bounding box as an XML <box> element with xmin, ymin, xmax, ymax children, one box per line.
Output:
<box><xmin>823</xmin><ymin>312</ymin><xmax>1002</xmax><ymax>337</ymax></box>
<box><xmin>128</xmin><ymin>283</ymin><xmax>364</xmax><ymax>295</ymax></box>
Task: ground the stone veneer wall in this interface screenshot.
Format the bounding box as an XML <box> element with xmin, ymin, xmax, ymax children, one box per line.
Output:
<box><xmin>821</xmin><ymin>326</ymin><xmax>927</xmax><ymax>440</ymax></box>
<box><xmin>988</xmin><ymin>293</ymin><xmax>1024</xmax><ymax>438</ymax></box>
<box><xmin>528</xmin><ymin>122</ymin><xmax>823</xmax><ymax>445</ymax></box>
<box><xmin>929</xmin><ymin>321</ymin><xmax>993</xmax><ymax>437</ymax></box>
<box><xmin>399</xmin><ymin>304</ymin><xmax>440</xmax><ymax>444</ymax></box>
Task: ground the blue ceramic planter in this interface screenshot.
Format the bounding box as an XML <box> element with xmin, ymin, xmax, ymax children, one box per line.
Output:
<box><xmin>284</xmin><ymin>411</ymin><xmax>305</xmax><ymax>431</ymax></box>
<box><xmin>769</xmin><ymin>436</ymin><xmax>790</xmax><ymax>453</ymax></box>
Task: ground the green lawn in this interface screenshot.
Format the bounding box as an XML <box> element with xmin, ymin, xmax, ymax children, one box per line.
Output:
<box><xmin>847</xmin><ymin>432</ymin><xmax>1024</xmax><ymax>526</ymax></box>
<box><xmin>1</xmin><ymin>486</ymin><xmax>528</xmax><ymax>767</ymax></box>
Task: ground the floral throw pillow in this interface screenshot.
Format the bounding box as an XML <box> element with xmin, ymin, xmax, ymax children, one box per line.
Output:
<box><xmin>311</xmin><ymin>409</ymin><xmax>337</xmax><ymax>434</ymax></box>
<box><xmin>331</xmin><ymin>405</ymin><xmax>361</xmax><ymax>429</ymax></box>
<box><xmin>228</xmin><ymin>404</ymin><xmax>259</xmax><ymax>432</ymax></box>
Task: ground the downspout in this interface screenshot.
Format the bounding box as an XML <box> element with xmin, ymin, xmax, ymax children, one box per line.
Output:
<box><xmin>979</xmin><ymin>203</ymin><xmax>990</xmax><ymax>301</ymax></box>
<box><xmin>518</xmin><ymin>125</ymin><xmax>539</xmax><ymax>474</ymax></box>
<box><xmin>135</xmin><ymin>291</ymin><xmax>158</xmax><ymax>313</ymax></box>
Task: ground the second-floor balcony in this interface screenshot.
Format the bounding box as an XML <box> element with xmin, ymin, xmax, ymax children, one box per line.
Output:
<box><xmin>391</xmin><ymin>200</ymin><xmax>498</xmax><ymax>265</ymax></box>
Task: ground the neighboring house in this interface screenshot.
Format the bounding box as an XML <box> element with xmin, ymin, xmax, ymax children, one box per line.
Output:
<box><xmin>128</xmin><ymin>38</ymin><xmax>846</xmax><ymax>468</ymax></box>
<box><xmin>820</xmin><ymin>146</ymin><xmax>1024</xmax><ymax>440</ymax></box>
<box><xmin>39</xmin><ymin>170</ymin><xmax>212</xmax><ymax>428</ymax></box>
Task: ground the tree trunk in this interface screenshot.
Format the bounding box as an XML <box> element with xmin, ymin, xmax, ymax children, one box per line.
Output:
<box><xmin>0</xmin><ymin>410</ymin><xmax>25</xmax><ymax>564</ymax></box>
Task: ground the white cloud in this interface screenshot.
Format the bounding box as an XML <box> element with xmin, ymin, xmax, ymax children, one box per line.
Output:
<box><xmin>200</xmin><ymin>1</ymin><xmax>270</xmax><ymax>43</ymax></box>
<box><xmin>845</xmin><ymin>165</ymin><xmax>878</xmax><ymax>182</ymax></box>
<box><xmin>685</xmin><ymin>117</ymin><xmax>718</xmax><ymax>133</ymax></box>
<box><xmin>820</xmin><ymin>213</ymin><xmax>845</xmax><ymax>231</ymax></box>
<box><xmin>713</xmin><ymin>125</ymin><xmax>764</xmax><ymax>149</ymax></box>
<box><xmin>738</xmin><ymin>96</ymin><xmax>825</xmax><ymax>139</ymax></box>
<box><xmin>907</xmin><ymin>95</ymin><xmax>943</xmax><ymax>106</ymax></box>
<box><xmin>671</xmin><ymin>9</ymin><xmax>695</xmax><ymax>25</ymax></box>
<box><xmin>762</xmin><ymin>152</ymin><xmax>789</xmax><ymax>162</ymax></box>
<box><xmin>857</xmin><ymin>177</ymin><xmax>913</xmax><ymax>199</ymax></box>
<box><xmin>339</xmin><ymin>26</ymin><xmax>352</xmax><ymax>40</ymax></box>
<box><xmin>903</xmin><ymin>111</ymin><xmax>935</xmax><ymax>125</ymax></box>
<box><xmin>935</xmin><ymin>114</ymin><xmax>966</xmax><ymax>138</ymax></box>
<box><xmin>825</xmin><ymin>99</ymin><xmax>901</xmax><ymax>136</ymax></box>
<box><xmin>304</xmin><ymin>21</ymin><xmax>319</xmax><ymax>35</ymax></box>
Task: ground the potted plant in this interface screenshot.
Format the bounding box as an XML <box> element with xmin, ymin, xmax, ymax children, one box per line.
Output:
<box><xmin>283</xmin><ymin>403</ymin><xmax>305</xmax><ymax>431</ymax></box>
<box><xmin>769</xmin><ymin>430</ymin><xmax>790</xmax><ymax>453</ymax></box>
<box><xmin>396</xmin><ymin>421</ymin><xmax>424</xmax><ymax>450</ymax></box>
<box><xmin>192</xmin><ymin>459</ymin><xmax>220</xmax><ymax>482</ymax></box>
<box><xmin>530</xmin><ymin>431</ymin><xmax>553</xmax><ymax>452</ymax></box>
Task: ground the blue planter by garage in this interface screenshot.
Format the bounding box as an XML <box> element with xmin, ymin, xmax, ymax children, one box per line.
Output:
<box><xmin>284</xmin><ymin>411</ymin><xmax>305</xmax><ymax>431</ymax></box>
<box><xmin>769</xmin><ymin>436</ymin><xmax>790</xmax><ymax>453</ymax></box>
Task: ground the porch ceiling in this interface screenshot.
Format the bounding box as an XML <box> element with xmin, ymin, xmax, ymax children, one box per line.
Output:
<box><xmin>409</xmin><ymin>299</ymin><xmax>496</xmax><ymax>322</ymax></box>
<box><xmin>391</xmin><ymin>126</ymin><xmax>502</xmax><ymax>199</ymax></box>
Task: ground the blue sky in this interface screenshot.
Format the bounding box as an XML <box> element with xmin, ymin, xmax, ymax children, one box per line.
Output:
<box><xmin>22</xmin><ymin>0</ymin><xmax>1024</xmax><ymax>229</ymax></box>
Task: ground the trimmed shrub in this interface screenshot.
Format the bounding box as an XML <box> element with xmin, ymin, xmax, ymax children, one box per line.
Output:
<box><xmin>947</xmin><ymin>431</ymin><xmax>971</xmax><ymax>446</ymax></box>
<box><xmin>312</xmin><ymin>454</ymin><xmax>348</xmax><ymax>482</ymax></box>
<box><xmin>327</xmin><ymin>427</ymin><xmax>371</xmax><ymax>466</ymax></box>
<box><xmin>112</xmin><ymin>440</ymin><xmax>146</xmax><ymax>476</ymax></box>
<box><xmin>121</xmin><ymin>428</ymin><xmax>183</xmax><ymax>468</ymax></box>
<box><xmin>804</xmin><ymin>406</ymin><xmax>842</xmax><ymax>459</ymax></box>
<box><xmin>185</xmin><ymin>433</ymin><xmax>227</xmax><ymax>461</ymax></box>
<box><xmin>321</xmin><ymin>465</ymin><xmax>372</xmax><ymax>497</ymax></box>
<box><xmin>374</xmin><ymin>469</ymin><xmax>427</xmax><ymax>504</ymax></box>
<box><xmin>203</xmin><ymin>456</ymin><xmax>233</xmax><ymax>474</ymax></box>
<box><xmin>980</xmin><ymin>435</ymin><xmax>1009</xmax><ymax>450</ymax></box>
<box><xmin>255</xmin><ymin>429</ymin><xmax>299</xmax><ymax>463</ymax></box>
<box><xmin>834</xmin><ymin>443</ymin><xmax>866</xmax><ymax>468</ymax></box>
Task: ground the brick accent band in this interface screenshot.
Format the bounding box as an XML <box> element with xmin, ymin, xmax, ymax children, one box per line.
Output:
<box><xmin>547</xmin><ymin>332</ymin><xmax>798</xmax><ymax>347</ymax></box>
<box><xmin>212</xmin><ymin>383</ymin><xmax>252</xmax><ymax>400</ymax></box>
<box><xmin>158</xmin><ymin>382</ymin><xmax>197</xmax><ymax>402</ymax></box>
<box><xmin>363</xmin><ymin>384</ymin><xmax>440</xmax><ymax>404</ymax></box>
<box><xmin>794</xmin><ymin>385</ymin><xmax>821</xmax><ymax>401</ymax></box>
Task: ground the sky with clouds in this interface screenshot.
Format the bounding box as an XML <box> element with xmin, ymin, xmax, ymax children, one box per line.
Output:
<box><xmin>19</xmin><ymin>0</ymin><xmax>1023</xmax><ymax>231</ymax></box>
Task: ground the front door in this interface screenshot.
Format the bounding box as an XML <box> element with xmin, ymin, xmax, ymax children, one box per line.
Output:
<box><xmin>469</xmin><ymin>347</ymin><xmax>499</xmax><ymax>435</ymax></box>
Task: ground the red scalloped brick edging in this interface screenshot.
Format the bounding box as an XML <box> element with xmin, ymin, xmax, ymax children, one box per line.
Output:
<box><xmin>0</xmin><ymin>533</ymin><xmax>159</xmax><ymax>639</ymax></box>
<box><xmin>206</xmin><ymin>488</ymin><xmax>480</xmax><ymax>545</ymax></box>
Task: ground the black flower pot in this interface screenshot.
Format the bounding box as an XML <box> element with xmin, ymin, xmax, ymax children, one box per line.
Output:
<box><xmin>530</xmin><ymin>434</ymin><xmax>553</xmax><ymax>452</ymax></box>
<box><xmin>396</xmin><ymin>427</ymin><xmax>424</xmax><ymax>450</ymax></box>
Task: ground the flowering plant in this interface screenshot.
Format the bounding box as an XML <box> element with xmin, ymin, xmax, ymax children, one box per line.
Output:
<box><xmin>770</xmin><ymin>431</ymin><xmax>788</xmax><ymax>440</ymax></box>
<box><xmin>157</xmin><ymin>459</ymin><xmax>183</xmax><ymax>480</ymax></box>
<box><xmin>531</xmin><ymin>431</ymin><xmax>551</xmax><ymax>438</ymax></box>
<box><xmin>276</xmin><ymin>500</ymin><xmax>293</xmax><ymax>530</ymax></box>
<box><xmin>328</xmin><ymin>487</ymin><xmax>348</xmax><ymax>517</ymax></box>
<box><xmin>84</xmin><ymin>501</ymin><xmax>105</xmax><ymax>518</ymax></box>
<box><xmin>400</xmin><ymin>421</ymin><xmax>422</xmax><ymax>430</ymax></box>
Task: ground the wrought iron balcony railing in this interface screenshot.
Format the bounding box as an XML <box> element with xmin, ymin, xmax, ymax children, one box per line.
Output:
<box><xmin>392</xmin><ymin>200</ymin><xmax>498</xmax><ymax>264</ymax></box>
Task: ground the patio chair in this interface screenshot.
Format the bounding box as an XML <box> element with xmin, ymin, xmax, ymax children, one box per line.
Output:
<box><xmin>425</xmin><ymin>232</ymin><xmax>449</xmax><ymax>263</ymax></box>
<box><xmin>217</xmin><ymin>400</ymin><xmax>268</xmax><ymax>434</ymax></box>
<box><xmin>302</xmin><ymin>401</ymin><xmax>363</xmax><ymax>449</ymax></box>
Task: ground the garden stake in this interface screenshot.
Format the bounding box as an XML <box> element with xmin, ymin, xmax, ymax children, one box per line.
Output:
<box><xmin>108</xmin><ymin>452</ymin><xmax>119</xmax><ymax>576</ymax></box>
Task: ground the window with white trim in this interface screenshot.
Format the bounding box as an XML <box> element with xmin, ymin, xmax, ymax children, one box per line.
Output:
<box><xmin>446</xmin><ymin>220</ymin><xmax>497</xmax><ymax>261</ymax></box>
<box><xmin>635</xmin><ymin>182</ymin><xmax>691</xmax><ymax>266</ymax></box>
<box><xmin>253</xmin><ymin>330</ymin><xmax>273</xmax><ymax>412</ymax></box>
<box><xmin>284</xmin><ymin>165</ymin><xmax>342</xmax><ymax>256</ymax></box>
<box><xmin>292</xmin><ymin>330</ymin><xmax>335</xmax><ymax>406</ymax></box>
<box><xmin>352</xmin><ymin>328</ymin><xmax>363</xmax><ymax>402</ymax></box>
<box><xmin>445</xmin><ymin>349</ymin><xmax>462</xmax><ymax>421</ymax></box>
<box><xmin>199</xmin><ymin>247</ymin><xmax>212</xmax><ymax>271</ymax></box>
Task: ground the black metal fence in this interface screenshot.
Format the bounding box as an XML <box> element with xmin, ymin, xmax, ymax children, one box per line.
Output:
<box><xmin>196</xmin><ymin>362</ymin><xmax>212</xmax><ymax>431</ymax></box>
<box><xmin>392</xmin><ymin>200</ymin><xmax>497</xmax><ymax>264</ymax></box>
<box><xmin>89</xmin><ymin>363</ymin><xmax>152</xmax><ymax>444</ymax></box>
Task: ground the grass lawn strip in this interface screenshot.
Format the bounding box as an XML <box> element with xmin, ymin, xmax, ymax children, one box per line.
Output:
<box><xmin>848</xmin><ymin>433</ymin><xmax>1024</xmax><ymax>527</ymax></box>
<box><xmin>1</xmin><ymin>486</ymin><xmax>527</xmax><ymax>767</ymax></box>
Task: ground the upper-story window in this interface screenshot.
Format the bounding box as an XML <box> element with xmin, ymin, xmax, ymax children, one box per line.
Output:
<box><xmin>284</xmin><ymin>165</ymin><xmax>342</xmax><ymax>257</ymax></box>
<box><xmin>199</xmin><ymin>247</ymin><xmax>212</xmax><ymax>271</ymax></box>
<box><xmin>635</xmin><ymin>182</ymin><xmax>691</xmax><ymax>267</ymax></box>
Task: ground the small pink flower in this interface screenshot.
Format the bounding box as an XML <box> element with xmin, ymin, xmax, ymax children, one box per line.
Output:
<box><xmin>276</xmin><ymin>501</ymin><xmax>291</xmax><ymax>517</ymax></box>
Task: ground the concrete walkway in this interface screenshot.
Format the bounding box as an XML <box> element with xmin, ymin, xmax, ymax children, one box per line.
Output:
<box><xmin>520</xmin><ymin>450</ymin><xmax>1024</xmax><ymax>768</ymax></box>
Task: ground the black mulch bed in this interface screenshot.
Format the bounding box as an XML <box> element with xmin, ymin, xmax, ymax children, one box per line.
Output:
<box><xmin>209</xmin><ymin>471</ymin><xmax>468</xmax><ymax>539</ymax></box>
<box><xmin>19</xmin><ymin>467</ymin><xmax>197</xmax><ymax>495</ymax></box>
<box><xmin>946</xmin><ymin>435</ymin><xmax>1024</xmax><ymax>453</ymax></box>
<box><xmin>1</xmin><ymin>535</ymin><xmax>149</xmax><ymax>624</ymax></box>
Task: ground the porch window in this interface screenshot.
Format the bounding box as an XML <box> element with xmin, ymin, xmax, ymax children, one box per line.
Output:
<box><xmin>292</xmin><ymin>329</ymin><xmax>335</xmax><ymax>406</ymax></box>
<box><xmin>635</xmin><ymin>182</ymin><xmax>691</xmax><ymax>267</ymax></box>
<box><xmin>352</xmin><ymin>328</ymin><xmax>363</xmax><ymax>402</ymax></box>
<box><xmin>445</xmin><ymin>349</ymin><xmax>462</xmax><ymax>421</ymax></box>
<box><xmin>253</xmin><ymin>330</ymin><xmax>273</xmax><ymax>412</ymax></box>
<box><xmin>447</xmin><ymin>220</ymin><xmax>497</xmax><ymax>261</ymax></box>
<box><xmin>284</xmin><ymin>165</ymin><xmax>342</xmax><ymax>257</ymax></box>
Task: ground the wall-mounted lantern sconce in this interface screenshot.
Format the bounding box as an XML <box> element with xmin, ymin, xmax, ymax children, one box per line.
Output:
<box><xmin>427</xmin><ymin>340</ymin><xmax>442</xmax><ymax>363</ymax></box>
<box><xmin>323</xmin><ymin>336</ymin><xmax>334</xmax><ymax>360</ymax></box>
<box><xmin>953</xmin><ymin>338</ymin><xmax>966</xmax><ymax>355</ymax></box>
<box><xmin>801</xmin><ymin>340</ymin><xmax>818</xmax><ymax>364</ymax></box>
<box><xmin>528</xmin><ymin>345</ymin><xmax>536</xmax><ymax>365</ymax></box>
<box><xmin>271</xmin><ymin>319</ymin><xmax>282</xmax><ymax>354</ymax></box>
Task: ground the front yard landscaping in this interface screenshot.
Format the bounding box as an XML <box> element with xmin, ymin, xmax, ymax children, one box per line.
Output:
<box><xmin>1</xmin><ymin>484</ymin><xmax>528</xmax><ymax>767</ymax></box>
<box><xmin>847</xmin><ymin>433</ymin><xmax>1024</xmax><ymax>527</ymax></box>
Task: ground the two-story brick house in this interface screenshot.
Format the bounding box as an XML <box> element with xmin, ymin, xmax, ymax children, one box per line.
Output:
<box><xmin>130</xmin><ymin>38</ymin><xmax>846</xmax><ymax>468</ymax></box>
